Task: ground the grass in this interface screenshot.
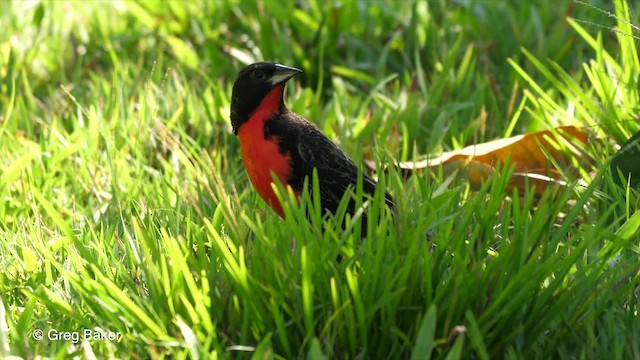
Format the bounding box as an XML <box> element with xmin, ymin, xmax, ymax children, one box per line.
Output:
<box><xmin>1</xmin><ymin>0</ymin><xmax>639</xmax><ymax>358</ymax></box>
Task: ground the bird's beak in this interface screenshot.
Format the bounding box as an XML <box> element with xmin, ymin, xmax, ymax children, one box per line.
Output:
<box><xmin>270</xmin><ymin>64</ymin><xmax>302</xmax><ymax>86</ymax></box>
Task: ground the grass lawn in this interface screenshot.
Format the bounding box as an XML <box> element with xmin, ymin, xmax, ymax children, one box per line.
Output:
<box><xmin>1</xmin><ymin>0</ymin><xmax>639</xmax><ymax>358</ymax></box>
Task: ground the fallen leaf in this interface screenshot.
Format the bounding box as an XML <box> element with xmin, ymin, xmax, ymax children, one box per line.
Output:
<box><xmin>611</xmin><ymin>129</ymin><xmax>640</xmax><ymax>189</ymax></box>
<box><xmin>367</xmin><ymin>126</ymin><xmax>592</xmax><ymax>194</ymax></box>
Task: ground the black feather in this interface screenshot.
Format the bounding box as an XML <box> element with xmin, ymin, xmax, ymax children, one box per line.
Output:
<box><xmin>264</xmin><ymin>109</ymin><xmax>395</xmax><ymax>216</ymax></box>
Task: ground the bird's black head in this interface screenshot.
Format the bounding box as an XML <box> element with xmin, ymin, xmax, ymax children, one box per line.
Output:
<box><xmin>230</xmin><ymin>62</ymin><xmax>302</xmax><ymax>134</ymax></box>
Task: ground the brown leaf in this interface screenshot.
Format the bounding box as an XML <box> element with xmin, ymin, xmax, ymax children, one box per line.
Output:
<box><xmin>368</xmin><ymin>126</ymin><xmax>592</xmax><ymax>194</ymax></box>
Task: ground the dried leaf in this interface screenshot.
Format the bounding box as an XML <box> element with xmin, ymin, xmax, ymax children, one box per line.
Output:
<box><xmin>368</xmin><ymin>126</ymin><xmax>591</xmax><ymax>194</ymax></box>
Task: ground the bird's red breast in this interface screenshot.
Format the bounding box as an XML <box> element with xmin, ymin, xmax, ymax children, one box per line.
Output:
<box><xmin>237</xmin><ymin>84</ymin><xmax>295</xmax><ymax>217</ymax></box>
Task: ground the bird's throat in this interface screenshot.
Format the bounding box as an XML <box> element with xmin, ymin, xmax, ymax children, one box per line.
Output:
<box><xmin>249</xmin><ymin>84</ymin><xmax>285</xmax><ymax>126</ymax></box>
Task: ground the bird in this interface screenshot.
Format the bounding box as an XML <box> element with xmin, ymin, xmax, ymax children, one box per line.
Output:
<box><xmin>230</xmin><ymin>62</ymin><xmax>394</xmax><ymax>229</ymax></box>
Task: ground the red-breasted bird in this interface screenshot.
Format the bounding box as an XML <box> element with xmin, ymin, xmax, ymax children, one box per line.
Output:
<box><xmin>230</xmin><ymin>62</ymin><xmax>394</xmax><ymax>225</ymax></box>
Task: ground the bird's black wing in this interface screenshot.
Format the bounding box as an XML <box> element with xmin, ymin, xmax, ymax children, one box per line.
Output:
<box><xmin>269</xmin><ymin>111</ymin><xmax>394</xmax><ymax>214</ymax></box>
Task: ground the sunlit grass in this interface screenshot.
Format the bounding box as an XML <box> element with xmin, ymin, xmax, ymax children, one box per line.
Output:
<box><xmin>1</xmin><ymin>0</ymin><xmax>639</xmax><ymax>358</ymax></box>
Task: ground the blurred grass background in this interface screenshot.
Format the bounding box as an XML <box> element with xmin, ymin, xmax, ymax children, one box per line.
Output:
<box><xmin>1</xmin><ymin>0</ymin><xmax>640</xmax><ymax>358</ymax></box>
<box><xmin>2</xmin><ymin>0</ymin><xmax>625</xmax><ymax>146</ymax></box>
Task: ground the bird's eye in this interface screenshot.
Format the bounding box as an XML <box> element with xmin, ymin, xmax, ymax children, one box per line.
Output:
<box><xmin>252</xmin><ymin>70</ymin><xmax>265</xmax><ymax>80</ymax></box>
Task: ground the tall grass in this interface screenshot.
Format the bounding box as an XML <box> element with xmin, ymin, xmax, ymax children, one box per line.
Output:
<box><xmin>1</xmin><ymin>0</ymin><xmax>638</xmax><ymax>358</ymax></box>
